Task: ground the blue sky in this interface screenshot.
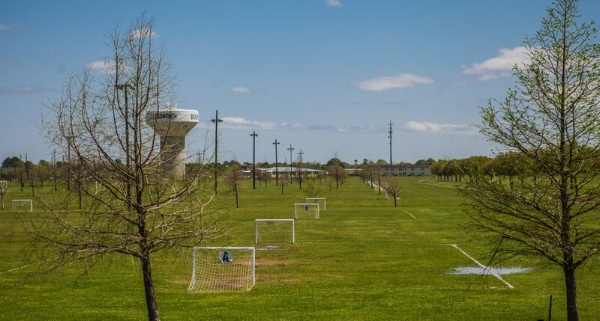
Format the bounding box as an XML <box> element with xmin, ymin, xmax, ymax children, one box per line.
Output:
<box><xmin>2</xmin><ymin>0</ymin><xmax>600</xmax><ymax>165</ymax></box>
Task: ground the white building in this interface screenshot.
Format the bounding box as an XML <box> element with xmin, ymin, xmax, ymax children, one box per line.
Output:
<box><xmin>256</xmin><ymin>167</ymin><xmax>326</xmax><ymax>179</ymax></box>
<box><xmin>381</xmin><ymin>164</ymin><xmax>431</xmax><ymax>176</ymax></box>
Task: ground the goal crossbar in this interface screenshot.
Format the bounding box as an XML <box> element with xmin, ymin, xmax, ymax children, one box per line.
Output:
<box><xmin>255</xmin><ymin>219</ymin><xmax>295</xmax><ymax>244</ymax></box>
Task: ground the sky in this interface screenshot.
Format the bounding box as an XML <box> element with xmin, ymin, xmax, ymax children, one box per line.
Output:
<box><xmin>2</xmin><ymin>0</ymin><xmax>600</xmax><ymax>166</ymax></box>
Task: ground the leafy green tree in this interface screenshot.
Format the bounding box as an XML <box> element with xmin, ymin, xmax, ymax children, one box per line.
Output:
<box><xmin>431</xmin><ymin>159</ymin><xmax>446</xmax><ymax>180</ymax></box>
<box><xmin>442</xmin><ymin>159</ymin><xmax>460</xmax><ymax>182</ymax></box>
<box><xmin>415</xmin><ymin>158</ymin><xmax>436</xmax><ymax>165</ymax></box>
<box><xmin>375</xmin><ymin>159</ymin><xmax>387</xmax><ymax>166</ymax></box>
<box><xmin>1</xmin><ymin>156</ymin><xmax>22</xmax><ymax>181</ymax></box>
<box><xmin>325</xmin><ymin>157</ymin><xmax>346</xmax><ymax>168</ymax></box>
<box><xmin>462</xmin><ymin>1</ymin><xmax>600</xmax><ymax>319</ymax></box>
<box><xmin>35</xmin><ymin>161</ymin><xmax>50</xmax><ymax>187</ymax></box>
<box><xmin>462</xmin><ymin>156</ymin><xmax>491</xmax><ymax>181</ymax></box>
<box><xmin>1</xmin><ymin>156</ymin><xmax>23</xmax><ymax>169</ymax></box>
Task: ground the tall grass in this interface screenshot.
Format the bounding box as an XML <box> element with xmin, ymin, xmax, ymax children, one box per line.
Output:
<box><xmin>1</xmin><ymin>176</ymin><xmax>598</xmax><ymax>320</ymax></box>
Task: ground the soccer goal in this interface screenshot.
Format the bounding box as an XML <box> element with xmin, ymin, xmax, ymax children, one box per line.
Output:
<box><xmin>0</xmin><ymin>180</ymin><xmax>7</xmax><ymax>192</ymax></box>
<box><xmin>188</xmin><ymin>246</ymin><xmax>255</xmax><ymax>293</ymax></box>
<box><xmin>305</xmin><ymin>197</ymin><xmax>326</xmax><ymax>211</ymax></box>
<box><xmin>294</xmin><ymin>202</ymin><xmax>320</xmax><ymax>219</ymax></box>
<box><xmin>255</xmin><ymin>219</ymin><xmax>295</xmax><ymax>244</ymax></box>
<box><xmin>12</xmin><ymin>199</ymin><xmax>33</xmax><ymax>212</ymax></box>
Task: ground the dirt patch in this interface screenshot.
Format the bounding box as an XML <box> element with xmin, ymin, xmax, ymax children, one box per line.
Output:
<box><xmin>256</xmin><ymin>258</ymin><xmax>286</xmax><ymax>267</ymax></box>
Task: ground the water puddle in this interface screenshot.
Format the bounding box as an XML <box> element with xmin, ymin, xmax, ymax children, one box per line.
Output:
<box><xmin>448</xmin><ymin>266</ymin><xmax>531</xmax><ymax>275</ymax></box>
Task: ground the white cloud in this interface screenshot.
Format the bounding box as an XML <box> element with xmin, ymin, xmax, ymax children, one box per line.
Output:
<box><xmin>353</xmin><ymin>73</ymin><xmax>434</xmax><ymax>92</ymax></box>
<box><xmin>0</xmin><ymin>85</ymin><xmax>35</xmax><ymax>94</ymax></box>
<box><xmin>85</xmin><ymin>60</ymin><xmax>116</xmax><ymax>74</ymax></box>
<box><xmin>281</xmin><ymin>122</ymin><xmax>305</xmax><ymax>130</ymax></box>
<box><xmin>200</xmin><ymin>116</ymin><xmax>378</xmax><ymax>134</ymax></box>
<box><xmin>404</xmin><ymin>121</ymin><xmax>475</xmax><ymax>135</ymax></box>
<box><xmin>326</xmin><ymin>0</ymin><xmax>343</xmax><ymax>7</ymax></box>
<box><xmin>0</xmin><ymin>85</ymin><xmax>55</xmax><ymax>94</ymax></box>
<box><xmin>0</xmin><ymin>24</ymin><xmax>11</xmax><ymax>30</ymax></box>
<box><xmin>129</xmin><ymin>28</ymin><xmax>159</xmax><ymax>39</ymax></box>
<box><xmin>461</xmin><ymin>46</ymin><xmax>529</xmax><ymax>81</ymax></box>
<box><xmin>219</xmin><ymin>117</ymin><xmax>277</xmax><ymax>130</ymax></box>
<box><xmin>232</xmin><ymin>86</ymin><xmax>252</xmax><ymax>94</ymax></box>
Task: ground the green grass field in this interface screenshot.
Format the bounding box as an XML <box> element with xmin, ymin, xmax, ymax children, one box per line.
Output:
<box><xmin>1</xmin><ymin>176</ymin><xmax>599</xmax><ymax>320</ymax></box>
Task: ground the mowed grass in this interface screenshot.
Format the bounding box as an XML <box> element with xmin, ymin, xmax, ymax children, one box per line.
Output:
<box><xmin>1</xmin><ymin>176</ymin><xmax>600</xmax><ymax>320</ymax></box>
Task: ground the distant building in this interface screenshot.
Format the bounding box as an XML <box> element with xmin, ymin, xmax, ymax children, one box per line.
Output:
<box><xmin>256</xmin><ymin>167</ymin><xmax>327</xmax><ymax>178</ymax></box>
<box><xmin>344</xmin><ymin>168</ymin><xmax>362</xmax><ymax>176</ymax></box>
<box><xmin>381</xmin><ymin>164</ymin><xmax>431</xmax><ymax>176</ymax></box>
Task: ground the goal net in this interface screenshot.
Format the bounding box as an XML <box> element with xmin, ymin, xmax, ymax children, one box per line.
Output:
<box><xmin>0</xmin><ymin>180</ymin><xmax>7</xmax><ymax>192</ymax></box>
<box><xmin>12</xmin><ymin>199</ymin><xmax>33</xmax><ymax>212</ymax></box>
<box><xmin>188</xmin><ymin>247</ymin><xmax>255</xmax><ymax>293</ymax></box>
<box><xmin>255</xmin><ymin>219</ymin><xmax>295</xmax><ymax>244</ymax></box>
<box><xmin>305</xmin><ymin>197</ymin><xmax>326</xmax><ymax>211</ymax></box>
<box><xmin>294</xmin><ymin>203</ymin><xmax>320</xmax><ymax>219</ymax></box>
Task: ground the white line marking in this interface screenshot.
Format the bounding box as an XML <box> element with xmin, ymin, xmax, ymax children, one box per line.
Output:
<box><xmin>404</xmin><ymin>210</ymin><xmax>417</xmax><ymax>219</ymax></box>
<box><xmin>449</xmin><ymin>244</ymin><xmax>514</xmax><ymax>289</ymax></box>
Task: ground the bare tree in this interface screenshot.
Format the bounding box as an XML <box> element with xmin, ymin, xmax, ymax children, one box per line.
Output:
<box><xmin>0</xmin><ymin>181</ymin><xmax>6</xmax><ymax>209</ymax></box>
<box><xmin>461</xmin><ymin>1</ymin><xmax>600</xmax><ymax>320</ymax></box>
<box><xmin>225</xmin><ymin>160</ymin><xmax>241</xmax><ymax>208</ymax></box>
<box><xmin>36</xmin><ymin>14</ymin><xmax>220</xmax><ymax>321</ymax></box>
<box><xmin>382</xmin><ymin>177</ymin><xmax>401</xmax><ymax>207</ymax></box>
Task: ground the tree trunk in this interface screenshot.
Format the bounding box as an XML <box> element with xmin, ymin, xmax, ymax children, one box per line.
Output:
<box><xmin>564</xmin><ymin>266</ymin><xmax>579</xmax><ymax>321</ymax></box>
<box><xmin>141</xmin><ymin>254</ymin><xmax>160</xmax><ymax>321</ymax></box>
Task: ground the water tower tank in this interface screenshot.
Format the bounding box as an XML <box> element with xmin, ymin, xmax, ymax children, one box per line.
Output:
<box><xmin>146</xmin><ymin>107</ymin><xmax>199</xmax><ymax>177</ymax></box>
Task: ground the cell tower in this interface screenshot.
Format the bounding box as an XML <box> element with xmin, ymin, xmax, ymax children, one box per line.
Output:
<box><xmin>146</xmin><ymin>105</ymin><xmax>199</xmax><ymax>177</ymax></box>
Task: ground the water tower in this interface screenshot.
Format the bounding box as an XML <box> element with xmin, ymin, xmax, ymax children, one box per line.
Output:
<box><xmin>146</xmin><ymin>106</ymin><xmax>199</xmax><ymax>177</ymax></box>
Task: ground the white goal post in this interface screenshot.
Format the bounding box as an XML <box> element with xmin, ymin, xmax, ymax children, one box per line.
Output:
<box><xmin>255</xmin><ymin>219</ymin><xmax>295</xmax><ymax>244</ymax></box>
<box><xmin>12</xmin><ymin>199</ymin><xmax>33</xmax><ymax>212</ymax></box>
<box><xmin>305</xmin><ymin>197</ymin><xmax>326</xmax><ymax>210</ymax></box>
<box><xmin>294</xmin><ymin>202</ymin><xmax>320</xmax><ymax>219</ymax></box>
<box><xmin>188</xmin><ymin>246</ymin><xmax>256</xmax><ymax>293</ymax></box>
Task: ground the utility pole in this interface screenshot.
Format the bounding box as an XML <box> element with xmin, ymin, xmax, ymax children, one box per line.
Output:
<box><xmin>211</xmin><ymin>110</ymin><xmax>223</xmax><ymax>192</ymax></box>
<box><xmin>287</xmin><ymin>144</ymin><xmax>294</xmax><ymax>184</ymax></box>
<box><xmin>25</xmin><ymin>153</ymin><xmax>33</xmax><ymax>197</ymax></box>
<box><xmin>273</xmin><ymin>139</ymin><xmax>280</xmax><ymax>186</ymax></box>
<box><xmin>388</xmin><ymin>120</ymin><xmax>393</xmax><ymax>173</ymax></box>
<box><xmin>298</xmin><ymin>150</ymin><xmax>304</xmax><ymax>189</ymax></box>
<box><xmin>250</xmin><ymin>131</ymin><xmax>258</xmax><ymax>190</ymax></box>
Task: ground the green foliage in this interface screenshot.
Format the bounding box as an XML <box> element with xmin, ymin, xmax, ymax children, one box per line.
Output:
<box><xmin>1</xmin><ymin>157</ymin><xmax>23</xmax><ymax>169</ymax></box>
<box><xmin>467</xmin><ymin>1</ymin><xmax>600</xmax><ymax>319</ymax></box>
<box><xmin>304</xmin><ymin>180</ymin><xmax>319</xmax><ymax>198</ymax></box>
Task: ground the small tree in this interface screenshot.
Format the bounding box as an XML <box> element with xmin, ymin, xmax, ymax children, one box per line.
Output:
<box><xmin>0</xmin><ymin>180</ymin><xmax>6</xmax><ymax>209</ymax></box>
<box><xmin>36</xmin><ymin>14</ymin><xmax>219</xmax><ymax>321</ymax></box>
<box><xmin>326</xmin><ymin>158</ymin><xmax>347</xmax><ymax>189</ymax></box>
<box><xmin>225</xmin><ymin>161</ymin><xmax>241</xmax><ymax>208</ymax></box>
<box><xmin>382</xmin><ymin>177</ymin><xmax>401</xmax><ymax>207</ymax></box>
<box><xmin>462</xmin><ymin>1</ymin><xmax>600</xmax><ymax>320</ymax></box>
<box><xmin>35</xmin><ymin>161</ymin><xmax>50</xmax><ymax>187</ymax></box>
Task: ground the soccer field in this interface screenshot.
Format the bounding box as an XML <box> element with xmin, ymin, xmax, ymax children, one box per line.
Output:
<box><xmin>1</xmin><ymin>176</ymin><xmax>598</xmax><ymax>320</ymax></box>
